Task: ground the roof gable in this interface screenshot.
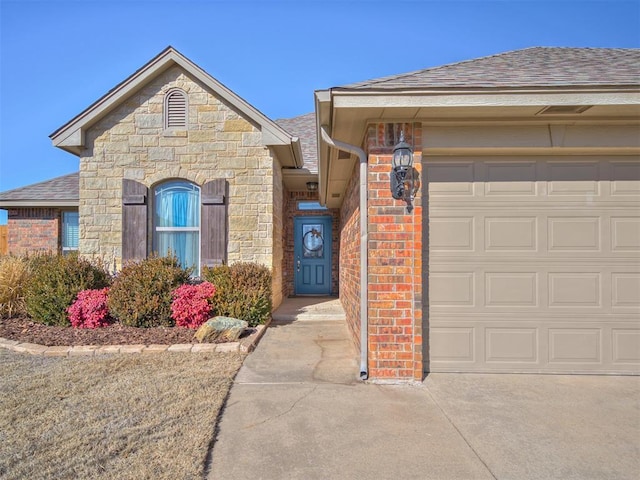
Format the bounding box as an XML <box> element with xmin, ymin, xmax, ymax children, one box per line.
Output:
<box><xmin>50</xmin><ymin>46</ymin><xmax>302</xmax><ymax>167</ymax></box>
<box><xmin>340</xmin><ymin>47</ymin><xmax>640</xmax><ymax>90</ymax></box>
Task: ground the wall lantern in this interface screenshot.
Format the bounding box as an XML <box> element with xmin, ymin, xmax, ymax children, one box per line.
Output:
<box><xmin>306</xmin><ymin>181</ymin><xmax>319</xmax><ymax>192</ymax></box>
<box><xmin>390</xmin><ymin>131</ymin><xmax>419</xmax><ymax>212</ymax></box>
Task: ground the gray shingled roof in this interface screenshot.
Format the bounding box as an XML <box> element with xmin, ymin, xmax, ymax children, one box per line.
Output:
<box><xmin>276</xmin><ymin>112</ymin><xmax>318</xmax><ymax>173</ymax></box>
<box><xmin>0</xmin><ymin>172</ymin><xmax>79</xmax><ymax>203</ymax></box>
<box><xmin>340</xmin><ymin>47</ymin><xmax>640</xmax><ymax>90</ymax></box>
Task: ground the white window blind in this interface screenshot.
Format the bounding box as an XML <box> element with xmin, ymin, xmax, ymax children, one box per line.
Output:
<box><xmin>62</xmin><ymin>211</ymin><xmax>79</xmax><ymax>252</ymax></box>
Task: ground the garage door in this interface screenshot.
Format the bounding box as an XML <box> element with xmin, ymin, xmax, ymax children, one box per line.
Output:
<box><xmin>426</xmin><ymin>156</ymin><xmax>640</xmax><ymax>374</ymax></box>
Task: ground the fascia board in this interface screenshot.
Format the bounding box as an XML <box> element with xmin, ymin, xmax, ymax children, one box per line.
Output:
<box><xmin>0</xmin><ymin>201</ymin><xmax>79</xmax><ymax>208</ymax></box>
<box><xmin>331</xmin><ymin>89</ymin><xmax>640</xmax><ymax>109</ymax></box>
<box><xmin>314</xmin><ymin>91</ymin><xmax>332</xmax><ymax>206</ymax></box>
<box><xmin>315</xmin><ymin>89</ymin><xmax>331</xmax><ymax>104</ymax></box>
<box><xmin>55</xmin><ymin>128</ymin><xmax>84</xmax><ymax>150</ymax></box>
<box><xmin>291</xmin><ymin>137</ymin><xmax>304</xmax><ymax>168</ymax></box>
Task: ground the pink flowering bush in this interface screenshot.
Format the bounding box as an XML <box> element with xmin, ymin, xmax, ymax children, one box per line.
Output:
<box><xmin>67</xmin><ymin>287</ymin><xmax>111</xmax><ymax>329</ymax></box>
<box><xmin>171</xmin><ymin>282</ymin><xmax>216</xmax><ymax>329</ymax></box>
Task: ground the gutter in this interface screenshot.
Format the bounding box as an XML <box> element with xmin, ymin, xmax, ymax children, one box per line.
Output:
<box><xmin>319</xmin><ymin>125</ymin><xmax>369</xmax><ymax>381</ymax></box>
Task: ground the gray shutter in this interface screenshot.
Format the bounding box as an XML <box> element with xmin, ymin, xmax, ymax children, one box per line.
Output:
<box><xmin>122</xmin><ymin>179</ymin><xmax>148</xmax><ymax>261</ymax></box>
<box><xmin>201</xmin><ymin>179</ymin><xmax>227</xmax><ymax>267</ymax></box>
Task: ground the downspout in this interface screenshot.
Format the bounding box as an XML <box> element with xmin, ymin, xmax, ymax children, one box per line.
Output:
<box><xmin>320</xmin><ymin>125</ymin><xmax>369</xmax><ymax>380</ymax></box>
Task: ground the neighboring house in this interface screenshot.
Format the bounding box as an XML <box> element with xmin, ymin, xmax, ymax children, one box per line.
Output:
<box><xmin>1</xmin><ymin>46</ymin><xmax>639</xmax><ymax>380</ymax></box>
<box><xmin>0</xmin><ymin>173</ymin><xmax>79</xmax><ymax>255</ymax></box>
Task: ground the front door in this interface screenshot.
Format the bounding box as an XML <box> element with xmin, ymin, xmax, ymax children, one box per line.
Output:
<box><xmin>294</xmin><ymin>216</ymin><xmax>332</xmax><ymax>295</ymax></box>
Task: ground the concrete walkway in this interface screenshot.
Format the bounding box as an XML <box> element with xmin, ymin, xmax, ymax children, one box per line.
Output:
<box><xmin>207</xmin><ymin>297</ymin><xmax>640</xmax><ymax>480</ymax></box>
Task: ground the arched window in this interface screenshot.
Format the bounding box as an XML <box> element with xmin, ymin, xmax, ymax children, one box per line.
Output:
<box><xmin>153</xmin><ymin>180</ymin><xmax>200</xmax><ymax>273</ymax></box>
<box><xmin>164</xmin><ymin>89</ymin><xmax>187</xmax><ymax>130</ymax></box>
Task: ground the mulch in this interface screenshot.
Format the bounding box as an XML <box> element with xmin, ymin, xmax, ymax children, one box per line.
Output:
<box><xmin>0</xmin><ymin>317</ymin><xmax>210</xmax><ymax>346</ymax></box>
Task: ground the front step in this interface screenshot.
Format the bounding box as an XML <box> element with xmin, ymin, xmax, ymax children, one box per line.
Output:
<box><xmin>272</xmin><ymin>297</ymin><xmax>346</xmax><ymax>323</ymax></box>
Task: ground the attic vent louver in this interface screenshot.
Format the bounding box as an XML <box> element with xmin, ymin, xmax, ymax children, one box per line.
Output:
<box><xmin>537</xmin><ymin>105</ymin><xmax>592</xmax><ymax>115</ymax></box>
<box><xmin>165</xmin><ymin>89</ymin><xmax>188</xmax><ymax>129</ymax></box>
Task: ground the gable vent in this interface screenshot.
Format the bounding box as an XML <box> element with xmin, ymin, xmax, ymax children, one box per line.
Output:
<box><xmin>165</xmin><ymin>89</ymin><xmax>188</xmax><ymax>129</ymax></box>
<box><xmin>537</xmin><ymin>105</ymin><xmax>592</xmax><ymax>115</ymax></box>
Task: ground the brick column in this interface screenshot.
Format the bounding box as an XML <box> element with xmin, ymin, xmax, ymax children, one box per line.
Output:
<box><xmin>366</xmin><ymin>123</ymin><xmax>423</xmax><ymax>381</ymax></box>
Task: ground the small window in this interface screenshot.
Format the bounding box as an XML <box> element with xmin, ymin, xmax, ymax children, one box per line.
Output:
<box><xmin>154</xmin><ymin>180</ymin><xmax>200</xmax><ymax>274</ymax></box>
<box><xmin>164</xmin><ymin>89</ymin><xmax>187</xmax><ymax>130</ymax></box>
<box><xmin>297</xmin><ymin>201</ymin><xmax>327</xmax><ymax>211</ymax></box>
<box><xmin>62</xmin><ymin>211</ymin><xmax>79</xmax><ymax>254</ymax></box>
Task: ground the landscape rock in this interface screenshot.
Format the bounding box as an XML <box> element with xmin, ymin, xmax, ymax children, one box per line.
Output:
<box><xmin>194</xmin><ymin>317</ymin><xmax>248</xmax><ymax>343</ymax></box>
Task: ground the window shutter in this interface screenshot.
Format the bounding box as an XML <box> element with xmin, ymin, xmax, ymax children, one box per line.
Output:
<box><xmin>122</xmin><ymin>179</ymin><xmax>148</xmax><ymax>261</ymax></box>
<box><xmin>166</xmin><ymin>90</ymin><xmax>187</xmax><ymax>129</ymax></box>
<box><xmin>201</xmin><ymin>179</ymin><xmax>227</xmax><ymax>267</ymax></box>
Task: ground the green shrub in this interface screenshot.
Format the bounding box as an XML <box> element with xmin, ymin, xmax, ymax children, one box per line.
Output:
<box><xmin>24</xmin><ymin>252</ymin><xmax>111</xmax><ymax>326</ymax></box>
<box><xmin>0</xmin><ymin>255</ymin><xmax>31</xmax><ymax>318</ymax></box>
<box><xmin>201</xmin><ymin>262</ymin><xmax>272</xmax><ymax>326</ymax></box>
<box><xmin>108</xmin><ymin>255</ymin><xmax>191</xmax><ymax>328</ymax></box>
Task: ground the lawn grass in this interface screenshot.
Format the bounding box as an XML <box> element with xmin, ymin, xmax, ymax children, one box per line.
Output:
<box><xmin>0</xmin><ymin>349</ymin><xmax>245</xmax><ymax>479</ymax></box>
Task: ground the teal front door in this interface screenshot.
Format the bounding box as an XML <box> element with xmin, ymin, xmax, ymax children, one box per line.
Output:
<box><xmin>294</xmin><ymin>216</ymin><xmax>332</xmax><ymax>295</ymax></box>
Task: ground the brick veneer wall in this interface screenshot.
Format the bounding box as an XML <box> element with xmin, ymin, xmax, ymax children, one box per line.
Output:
<box><xmin>80</xmin><ymin>66</ymin><xmax>281</xmax><ymax>287</ymax></box>
<box><xmin>365</xmin><ymin>123</ymin><xmax>424</xmax><ymax>381</ymax></box>
<box><xmin>339</xmin><ymin>162</ymin><xmax>362</xmax><ymax>352</ymax></box>
<box><xmin>7</xmin><ymin>208</ymin><xmax>61</xmax><ymax>255</ymax></box>
<box><xmin>282</xmin><ymin>190</ymin><xmax>339</xmax><ymax>298</ymax></box>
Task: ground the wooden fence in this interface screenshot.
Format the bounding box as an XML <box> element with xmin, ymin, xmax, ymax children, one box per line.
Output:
<box><xmin>0</xmin><ymin>225</ymin><xmax>7</xmax><ymax>255</ymax></box>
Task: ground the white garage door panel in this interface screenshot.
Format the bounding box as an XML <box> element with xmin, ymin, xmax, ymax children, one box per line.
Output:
<box><xmin>426</xmin><ymin>156</ymin><xmax>640</xmax><ymax>374</ymax></box>
<box><xmin>430</xmin><ymin>321</ymin><xmax>638</xmax><ymax>373</ymax></box>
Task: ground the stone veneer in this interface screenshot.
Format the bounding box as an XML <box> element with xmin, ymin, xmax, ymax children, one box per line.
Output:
<box><xmin>80</xmin><ymin>66</ymin><xmax>284</xmax><ymax>307</ymax></box>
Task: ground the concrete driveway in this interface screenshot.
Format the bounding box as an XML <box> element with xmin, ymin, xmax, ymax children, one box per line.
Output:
<box><xmin>207</xmin><ymin>298</ymin><xmax>640</xmax><ymax>479</ymax></box>
<box><xmin>425</xmin><ymin>373</ymin><xmax>640</xmax><ymax>480</ymax></box>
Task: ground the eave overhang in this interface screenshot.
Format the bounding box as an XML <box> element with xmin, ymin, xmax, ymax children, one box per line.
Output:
<box><xmin>315</xmin><ymin>85</ymin><xmax>640</xmax><ymax>208</ymax></box>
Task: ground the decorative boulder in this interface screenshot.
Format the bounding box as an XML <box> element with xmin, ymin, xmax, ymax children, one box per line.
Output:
<box><xmin>194</xmin><ymin>316</ymin><xmax>249</xmax><ymax>343</ymax></box>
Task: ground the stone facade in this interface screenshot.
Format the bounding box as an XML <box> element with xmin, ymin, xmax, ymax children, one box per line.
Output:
<box><xmin>80</xmin><ymin>66</ymin><xmax>283</xmax><ymax>304</ymax></box>
<box><xmin>6</xmin><ymin>208</ymin><xmax>61</xmax><ymax>255</ymax></box>
<box><xmin>272</xmin><ymin>155</ymin><xmax>284</xmax><ymax>307</ymax></box>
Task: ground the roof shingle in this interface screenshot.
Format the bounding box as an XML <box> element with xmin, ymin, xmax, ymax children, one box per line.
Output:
<box><xmin>0</xmin><ymin>172</ymin><xmax>79</xmax><ymax>203</ymax></box>
<box><xmin>276</xmin><ymin>112</ymin><xmax>318</xmax><ymax>173</ymax></box>
<box><xmin>340</xmin><ymin>47</ymin><xmax>640</xmax><ymax>90</ymax></box>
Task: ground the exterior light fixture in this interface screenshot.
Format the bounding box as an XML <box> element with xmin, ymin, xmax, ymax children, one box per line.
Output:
<box><xmin>390</xmin><ymin>131</ymin><xmax>419</xmax><ymax>212</ymax></box>
<box><xmin>306</xmin><ymin>181</ymin><xmax>319</xmax><ymax>192</ymax></box>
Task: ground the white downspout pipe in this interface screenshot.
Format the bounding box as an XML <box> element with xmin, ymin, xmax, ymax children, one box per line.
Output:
<box><xmin>320</xmin><ymin>126</ymin><xmax>369</xmax><ymax>380</ymax></box>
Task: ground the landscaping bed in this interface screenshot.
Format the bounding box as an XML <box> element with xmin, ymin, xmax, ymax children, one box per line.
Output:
<box><xmin>0</xmin><ymin>316</ymin><xmax>256</xmax><ymax>347</ymax></box>
<box><xmin>1</xmin><ymin>254</ymin><xmax>271</xmax><ymax>348</ymax></box>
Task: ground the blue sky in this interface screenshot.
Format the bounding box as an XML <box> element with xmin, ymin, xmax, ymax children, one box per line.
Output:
<box><xmin>1</xmin><ymin>0</ymin><xmax>639</xmax><ymax>224</ymax></box>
